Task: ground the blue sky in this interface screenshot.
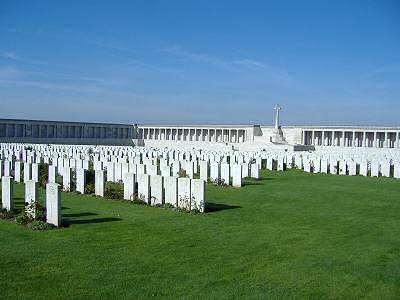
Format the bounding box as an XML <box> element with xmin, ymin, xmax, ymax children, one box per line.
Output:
<box><xmin>0</xmin><ymin>0</ymin><xmax>399</xmax><ymax>125</ymax></box>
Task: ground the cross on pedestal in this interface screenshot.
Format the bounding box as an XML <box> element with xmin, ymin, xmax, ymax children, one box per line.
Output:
<box><xmin>274</xmin><ymin>104</ymin><xmax>281</xmax><ymax>129</ymax></box>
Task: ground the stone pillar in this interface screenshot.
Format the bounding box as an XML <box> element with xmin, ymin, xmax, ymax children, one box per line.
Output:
<box><xmin>362</xmin><ymin>132</ymin><xmax>366</xmax><ymax>147</ymax></box>
<box><xmin>373</xmin><ymin>132</ymin><xmax>377</xmax><ymax>147</ymax></box>
<box><xmin>46</xmin><ymin>182</ymin><xmax>62</xmax><ymax>227</ymax></box>
<box><xmin>352</xmin><ymin>131</ymin><xmax>356</xmax><ymax>147</ymax></box>
<box><xmin>384</xmin><ymin>131</ymin><xmax>388</xmax><ymax>148</ymax></box>
<box><xmin>95</xmin><ymin>170</ymin><xmax>105</xmax><ymax>197</ymax></box>
<box><xmin>322</xmin><ymin>131</ymin><xmax>325</xmax><ymax>146</ymax></box>
<box><xmin>397</xmin><ymin>132</ymin><xmax>400</xmax><ymax>148</ymax></box>
<box><xmin>2</xmin><ymin>176</ymin><xmax>14</xmax><ymax>211</ymax></box>
<box><xmin>311</xmin><ymin>131</ymin><xmax>315</xmax><ymax>145</ymax></box>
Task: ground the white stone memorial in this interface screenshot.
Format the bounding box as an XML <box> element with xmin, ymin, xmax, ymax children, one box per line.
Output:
<box><xmin>191</xmin><ymin>179</ymin><xmax>205</xmax><ymax>212</ymax></box>
<box><xmin>138</xmin><ymin>174</ymin><xmax>150</xmax><ymax>203</ymax></box>
<box><xmin>46</xmin><ymin>182</ymin><xmax>62</xmax><ymax>227</ymax></box>
<box><xmin>177</xmin><ymin>177</ymin><xmax>191</xmax><ymax>210</ymax></box>
<box><xmin>150</xmin><ymin>175</ymin><xmax>163</xmax><ymax>205</ymax></box>
<box><xmin>164</xmin><ymin>176</ymin><xmax>178</xmax><ymax>207</ymax></box>
<box><xmin>95</xmin><ymin>170</ymin><xmax>105</xmax><ymax>197</ymax></box>
<box><xmin>2</xmin><ymin>176</ymin><xmax>14</xmax><ymax>211</ymax></box>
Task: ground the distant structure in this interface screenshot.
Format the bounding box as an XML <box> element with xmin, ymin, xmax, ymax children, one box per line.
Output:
<box><xmin>270</xmin><ymin>104</ymin><xmax>287</xmax><ymax>144</ymax></box>
<box><xmin>1</xmin><ymin>105</ymin><xmax>400</xmax><ymax>150</ymax></box>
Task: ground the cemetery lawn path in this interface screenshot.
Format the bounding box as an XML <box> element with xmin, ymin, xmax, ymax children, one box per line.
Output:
<box><xmin>1</xmin><ymin>170</ymin><xmax>400</xmax><ymax>299</ymax></box>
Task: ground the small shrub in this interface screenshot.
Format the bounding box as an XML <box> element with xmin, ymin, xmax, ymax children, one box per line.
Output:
<box><xmin>15</xmin><ymin>213</ymin><xmax>31</xmax><ymax>225</ymax></box>
<box><xmin>178</xmin><ymin>168</ymin><xmax>188</xmax><ymax>178</ymax></box>
<box><xmin>105</xmin><ymin>181</ymin><xmax>124</xmax><ymax>199</ymax></box>
<box><xmin>0</xmin><ymin>209</ymin><xmax>18</xmax><ymax>220</ymax></box>
<box><xmin>161</xmin><ymin>203</ymin><xmax>175</xmax><ymax>210</ymax></box>
<box><xmin>38</xmin><ymin>163</ymin><xmax>49</xmax><ymax>188</ymax></box>
<box><xmin>85</xmin><ymin>182</ymin><xmax>95</xmax><ymax>194</ymax></box>
<box><xmin>27</xmin><ymin>220</ymin><xmax>55</xmax><ymax>231</ymax></box>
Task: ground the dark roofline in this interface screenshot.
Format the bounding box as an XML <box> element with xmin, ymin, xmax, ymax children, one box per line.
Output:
<box><xmin>0</xmin><ymin>118</ymin><xmax>132</xmax><ymax>127</ymax></box>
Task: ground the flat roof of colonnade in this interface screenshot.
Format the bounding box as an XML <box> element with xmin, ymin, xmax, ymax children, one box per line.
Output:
<box><xmin>296</xmin><ymin>126</ymin><xmax>400</xmax><ymax>131</ymax></box>
<box><xmin>0</xmin><ymin>118</ymin><xmax>132</xmax><ymax>127</ymax></box>
<box><xmin>136</xmin><ymin>124</ymin><xmax>257</xmax><ymax>128</ymax></box>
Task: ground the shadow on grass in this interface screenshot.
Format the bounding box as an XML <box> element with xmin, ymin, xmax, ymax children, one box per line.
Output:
<box><xmin>63</xmin><ymin>212</ymin><xmax>98</xmax><ymax>218</ymax></box>
<box><xmin>63</xmin><ymin>217</ymin><xmax>122</xmax><ymax>225</ymax></box>
<box><xmin>242</xmin><ymin>181</ymin><xmax>263</xmax><ymax>186</ymax></box>
<box><xmin>206</xmin><ymin>202</ymin><xmax>241</xmax><ymax>213</ymax></box>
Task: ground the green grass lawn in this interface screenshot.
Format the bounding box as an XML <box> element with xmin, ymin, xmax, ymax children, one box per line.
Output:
<box><xmin>1</xmin><ymin>170</ymin><xmax>400</xmax><ymax>299</ymax></box>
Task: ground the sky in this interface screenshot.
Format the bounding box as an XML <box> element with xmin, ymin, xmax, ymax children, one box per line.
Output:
<box><xmin>0</xmin><ymin>0</ymin><xmax>399</xmax><ymax>126</ymax></box>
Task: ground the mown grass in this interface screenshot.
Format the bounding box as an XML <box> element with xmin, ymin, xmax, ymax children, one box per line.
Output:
<box><xmin>1</xmin><ymin>169</ymin><xmax>400</xmax><ymax>299</ymax></box>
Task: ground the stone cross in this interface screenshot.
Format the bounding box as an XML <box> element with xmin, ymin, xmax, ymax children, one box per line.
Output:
<box><xmin>274</xmin><ymin>104</ymin><xmax>281</xmax><ymax>129</ymax></box>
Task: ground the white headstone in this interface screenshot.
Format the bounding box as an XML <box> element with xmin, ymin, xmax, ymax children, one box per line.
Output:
<box><xmin>231</xmin><ymin>164</ymin><xmax>242</xmax><ymax>187</ymax></box>
<box><xmin>1</xmin><ymin>176</ymin><xmax>14</xmax><ymax>211</ymax></box>
<box><xmin>150</xmin><ymin>175</ymin><xmax>163</xmax><ymax>205</ymax></box>
<box><xmin>210</xmin><ymin>162</ymin><xmax>220</xmax><ymax>183</ymax></box>
<box><xmin>220</xmin><ymin>163</ymin><xmax>230</xmax><ymax>185</ymax></box>
<box><xmin>123</xmin><ymin>172</ymin><xmax>136</xmax><ymax>200</ymax></box>
<box><xmin>25</xmin><ymin>180</ymin><xmax>39</xmax><ymax>218</ymax></box>
<box><xmin>23</xmin><ymin>162</ymin><xmax>31</xmax><ymax>182</ymax></box>
<box><xmin>177</xmin><ymin>177</ymin><xmax>191</xmax><ymax>210</ymax></box>
<box><xmin>199</xmin><ymin>161</ymin><xmax>208</xmax><ymax>181</ymax></box>
<box><xmin>14</xmin><ymin>161</ymin><xmax>21</xmax><ymax>183</ymax></box>
<box><xmin>95</xmin><ymin>170</ymin><xmax>105</xmax><ymax>197</ymax></box>
<box><xmin>62</xmin><ymin>167</ymin><xmax>72</xmax><ymax>192</ymax></box>
<box><xmin>76</xmin><ymin>168</ymin><xmax>85</xmax><ymax>194</ymax></box>
<box><xmin>46</xmin><ymin>182</ymin><xmax>61</xmax><ymax>227</ymax></box>
<box><xmin>190</xmin><ymin>179</ymin><xmax>205</xmax><ymax>212</ymax></box>
<box><xmin>250</xmin><ymin>163</ymin><xmax>260</xmax><ymax>179</ymax></box>
<box><xmin>138</xmin><ymin>174</ymin><xmax>150</xmax><ymax>203</ymax></box>
<box><xmin>48</xmin><ymin>165</ymin><xmax>57</xmax><ymax>183</ymax></box>
<box><xmin>164</xmin><ymin>176</ymin><xmax>178</xmax><ymax>207</ymax></box>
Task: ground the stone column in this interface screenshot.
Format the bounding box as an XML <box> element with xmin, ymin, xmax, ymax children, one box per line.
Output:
<box><xmin>341</xmin><ymin>131</ymin><xmax>345</xmax><ymax>147</ymax></box>
<box><xmin>384</xmin><ymin>131</ymin><xmax>388</xmax><ymax>148</ymax></box>
<box><xmin>373</xmin><ymin>132</ymin><xmax>377</xmax><ymax>147</ymax></box>
<box><xmin>322</xmin><ymin>131</ymin><xmax>325</xmax><ymax>146</ymax></box>
<box><xmin>311</xmin><ymin>131</ymin><xmax>315</xmax><ymax>145</ymax></box>
<box><xmin>397</xmin><ymin>132</ymin><xmax>400</xmax><ymax>148</ymax></box>
<box><xmin>46</xmin><ymin>182</ymin><xmax>61</xmax><ymax>227</ymax></box>
<box><xmin>2</xmin><ymin>176</ymin><xmax>14</xmax><ymax>211</ymax></box>
<box><xmin>362</xmin><ymin>132</ymin><xmax>366</xmax><ymax>147</ymax></box>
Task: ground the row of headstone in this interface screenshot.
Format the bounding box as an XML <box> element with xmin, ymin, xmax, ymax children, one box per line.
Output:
<box><xmin>1</xmin><ymin>176</ymin><xmax>61</xmax><ymax>227</ymax></box>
